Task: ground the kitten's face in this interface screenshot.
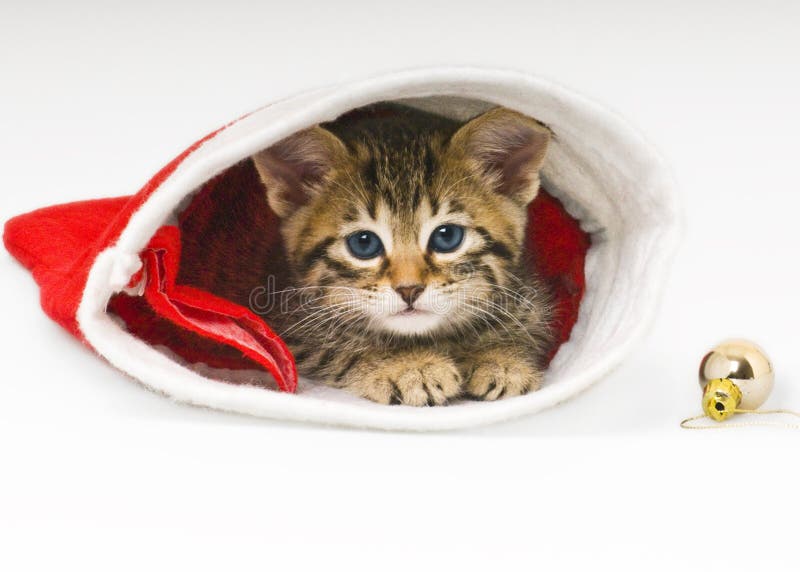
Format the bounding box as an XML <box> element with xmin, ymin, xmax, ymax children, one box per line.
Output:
<box><xmin>253</xmin><ymin>106</ymin><xmax>550</xmax><ymax>338</ymax></box>
<box><xmin>283</xmin><ymin>173</ymin><xmax>524</xmax><ymax>336</ymax></box>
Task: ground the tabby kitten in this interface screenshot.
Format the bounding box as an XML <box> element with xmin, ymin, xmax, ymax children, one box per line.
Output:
<box><xmin>251</xmin><ymin>103</ymin><xmax>553</xmax><ymax>406</ymax></box>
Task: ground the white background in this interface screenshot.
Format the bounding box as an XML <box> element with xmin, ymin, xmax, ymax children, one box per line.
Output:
<box><xmin>2</xmin><ymin>1</ymin><xmax>799</xmax><ymax>570</ymax></box>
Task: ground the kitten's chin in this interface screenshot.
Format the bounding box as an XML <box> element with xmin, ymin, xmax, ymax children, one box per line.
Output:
<box><xmin>377</xmin><ymin>310</ymin><xmax>447</xmax><ymax>336</ymax></box>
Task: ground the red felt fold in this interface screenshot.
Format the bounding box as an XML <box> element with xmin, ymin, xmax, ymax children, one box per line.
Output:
<box><xmin>4</xmin><ymin>155</ymin><xmax>588</xmax><ymax>393</ymax></box>
<box><xmin>109</xmin><ymin>225</ymin><xmax>296</xmax><ymax>392</ymax></box>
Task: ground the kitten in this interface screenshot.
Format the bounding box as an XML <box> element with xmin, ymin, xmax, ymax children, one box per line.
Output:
<box><xmin>251</xmin><ymin>103</ymin><xmax>553</xmax><ymax>405</ymax></box>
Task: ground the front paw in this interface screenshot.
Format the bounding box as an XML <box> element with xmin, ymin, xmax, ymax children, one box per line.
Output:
<box><xmin>341</xmin><ymin>352</ymin><xmax>462</xmax><ymax>406</ymax></box>
<box><xmin>465</xmin><ymin>351</ymin><xmax>543</xmax><ymax>401</ymax></box>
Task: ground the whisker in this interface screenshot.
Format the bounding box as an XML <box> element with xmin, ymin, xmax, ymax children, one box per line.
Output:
<box><xmin>280</xmin><ymin>302</ymin><xmax>355</xmax><ymax>336</ymax></box>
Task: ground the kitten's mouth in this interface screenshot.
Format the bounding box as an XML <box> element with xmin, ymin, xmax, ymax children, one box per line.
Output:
<box><xmin>398</xmin><ymin>307</ymin><xmax>429</xmax><ymax>316</ymax></box>
<box><xmin>378</xmin><ymin>306</ymin><xmax>445</xmax><ymax>335</ymax></box>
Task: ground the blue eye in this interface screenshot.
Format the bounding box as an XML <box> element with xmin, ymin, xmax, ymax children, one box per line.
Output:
<box><xmin>346</xmin><ymin>230</ymin><xmax>384</xmax><ymax>259</ymax></box>
<box><xmin>429</xmin><ymin>224</ymin><xmax>465</xmax><ymax>253</ymax></box>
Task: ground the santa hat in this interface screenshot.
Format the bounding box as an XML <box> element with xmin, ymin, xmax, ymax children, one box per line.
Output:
<box><xmin>3</xmin><ymin>68</ymin><xmax>679</xmax><ymax>430</ymax></box>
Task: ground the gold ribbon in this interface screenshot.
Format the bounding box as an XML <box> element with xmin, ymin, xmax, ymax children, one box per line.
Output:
<box><xmin>680</xmin><ymin>409</ymin><xmax>800</xmax><ymax>430</ymax></box>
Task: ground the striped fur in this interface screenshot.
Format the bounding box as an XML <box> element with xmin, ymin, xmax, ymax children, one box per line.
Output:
<box><xmin>251</xmin><ymin>103</ymin><xmax>554</xmax><ymax>405</ymax></box>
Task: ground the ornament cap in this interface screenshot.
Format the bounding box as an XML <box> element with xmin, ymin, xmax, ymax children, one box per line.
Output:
<box><xmin>702</xmin><ymin>378</ymin><xmax>742</xmax><ymax>421</ymax></box>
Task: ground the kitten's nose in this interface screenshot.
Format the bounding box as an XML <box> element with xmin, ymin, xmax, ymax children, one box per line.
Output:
<box><xmin>395</xmin><ymin>285</ymin><xmax>425</xmax><ymax>306</ymax></box>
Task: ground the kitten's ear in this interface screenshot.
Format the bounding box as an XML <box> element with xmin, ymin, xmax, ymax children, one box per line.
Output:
<box><xmin>449</xmin><ymin>107</ymin><xmax>551</xmax><ymax>205</ymax></box>
<box><xmin>252</xmin><ymin>126</ymin><xmax>348</xmax><ymax>218</ymax></box>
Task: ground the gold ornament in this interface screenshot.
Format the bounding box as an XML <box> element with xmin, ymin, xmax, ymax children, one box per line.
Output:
<box><xmin>683</xmin><ymin>339</ymin><xmax>800</xmax><ymax>429</ymax></box>
<box><xmin>698</xmin><ymin>338</ymin><xmax>775</xmax><ymax>421</ymax></box>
